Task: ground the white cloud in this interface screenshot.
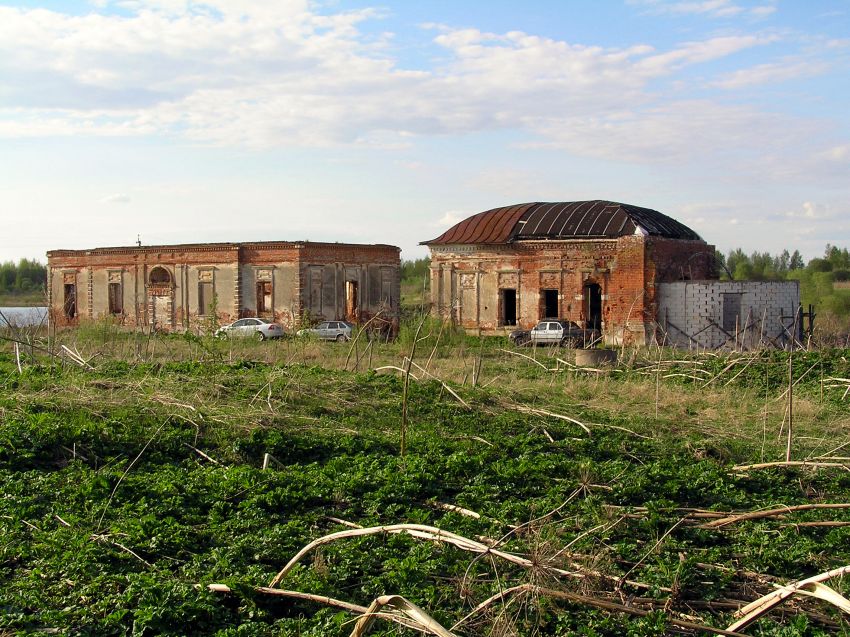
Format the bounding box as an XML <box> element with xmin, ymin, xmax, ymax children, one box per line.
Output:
<box><xmin>0</xmin><ymin>4</ymin><xmax>778</xmax><ymax>149</ymax></box>
<box><xmin>629</xmin><ymin>0</ymin><xmax>776</xmax><ymax>19</ymax></box>
<box><xmin>783</xmin><ymin>201</ymin><xmax>832</xmax><ymax>220</ymax></box>
<box><xmin>435</xmin><ymin>211</ymin><xmax>466</xmax><ymax>228</ymax></box>
<box><xmin>712</xmin><ymin>59</ymin><xmax>828</xmax><ymax>89</ymax></box>
<box><xmin>0</xmin><ymin>1</ymin><xmax>843</xmax><ymax>189</ymax></box>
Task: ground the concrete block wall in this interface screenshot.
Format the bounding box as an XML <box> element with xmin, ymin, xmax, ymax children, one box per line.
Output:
<box><xmin>657</xmin><ymin>280</ymin><xmax>800</xmax><ymax>349</ymax></box>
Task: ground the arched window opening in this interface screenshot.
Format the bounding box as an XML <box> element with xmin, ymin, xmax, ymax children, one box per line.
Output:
<box><xmin>149</xmin><ymin>267</ymin><xmax>172</xmax><ymax>286</ymax></box>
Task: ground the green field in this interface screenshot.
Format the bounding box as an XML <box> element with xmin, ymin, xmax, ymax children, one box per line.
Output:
<box><xmin>1</xmin><ymin>328</ymin><xmax>850</xmax><ymax>635</ymax></box>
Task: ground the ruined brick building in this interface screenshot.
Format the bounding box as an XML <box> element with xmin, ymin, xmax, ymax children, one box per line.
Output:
<box><xmin>47</xmin><ymin>241</ymin><xmax>400</xmax><ymax>332</ymax></box>
<box><xmin>423</xmin><ymin>200</ymin><xmax>717</xmax><ymax>344</ymax></box>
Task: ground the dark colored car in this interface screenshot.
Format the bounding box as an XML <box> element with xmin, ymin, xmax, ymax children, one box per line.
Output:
<box><xmin>510</xmin><ymin>320</ymin><xmax>600</xmax><ymax>348</ymax></box>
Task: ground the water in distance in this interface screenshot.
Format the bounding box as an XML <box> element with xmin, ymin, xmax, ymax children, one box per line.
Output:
<box><xmin>0</xmin><ymin>307</ymin><xmax>49</xmax><ymax>327</ymax></box>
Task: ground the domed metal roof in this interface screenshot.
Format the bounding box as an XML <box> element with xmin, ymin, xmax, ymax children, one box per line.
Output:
<box><xmin>423</xmin><ymin>200</ymin><xmax>702</xmax><ymax>245</ymax></box>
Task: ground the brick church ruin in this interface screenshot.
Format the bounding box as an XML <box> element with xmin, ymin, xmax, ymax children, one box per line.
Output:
<box><xmin>423</xmin><ymin>200</ymin><xmax>801</xmax><ymax>347</ymax></box>
<box><xmin>47</xmin><ymin>241</ymin><xmax>401</xmax><ymax>333</ymax></box>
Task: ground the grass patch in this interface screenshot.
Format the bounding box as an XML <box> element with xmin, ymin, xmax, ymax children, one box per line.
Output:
<box><xmin>1</xmin><ymin>331</ymin><xmax>849</xmax><ymax>635</ymax></box>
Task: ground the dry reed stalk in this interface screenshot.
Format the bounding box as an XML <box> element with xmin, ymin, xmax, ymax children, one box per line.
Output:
<box><xmin>425</xmin><ymin>319</ymin><xmax>446</xmax><ymax>372</ymax></box>
<box><xmin>91</xmin><ymin>533</ymin><xmax>152</xmax><ymax>567</ymax></box>
<box><xmin>325</xmin><ymin>517</ymin><xmax>363</xmax><ymax>529</ymax></box>
<box><xmin>183</xmin><ymin>443</ymin><xmax>220</xmax><ymax>465</ymax></box>
<box><xmin>774</xmin><ymin>361</ymin><xmax>820</xmax><ymax>401</ymax></box>
<box><xmin>452</xmin><ymin>583</ymin><xmax>750</xmax><ymax>637</ymax></box>
<box><xmin>349</xmin><ymin>594</ymin><xmax>457</xmax><ymax>637</ymax></box>
<box><xmin>732</xmin><ymin>460</ymin><xmax>849</xmax><ymax>472</ymax></box>
<box><xmin>344</xmin><ymin>312</ymin><xmax>385</xmax><ymax>371</ymax></box>
<box><xmin>727</xmin><ymin>564</ymin><xmax>850</xmax><ymax>632</ymax></box>
<box><xmin>400</xmin><ymin>319</ymin><xmax>425</xmax><ymax>457</ymax></box>
<box><xmin>267</xmin><ymin>523</ymin><xmax>585</xmax><ymax>589</ymax></box>
<box><xmin>209</xmin><ymin>583</ymin><xmax>368</xmax><ymax>613</ymax></box>
<box><xmin>616</xmin><ymin>518</ymin><xmax>686</xmax><ymax>591</ymax></box>
<box><xmin>508</xmin><ymin>405</ymin><xmax>591</xmax><ymax>435</ymax></box>
<box><xmin>780</xmin><ymin>521</ymin><xmax>850</xmax><ymax>528</ymax></box>
<box><xmin>700</xmin><ymin>503</ymin><xmax>850</xmax><ymax>529</ymax></box>
<box><xmin>497</xmin><ymin>348</ymin><xmax>554</xmax><ymax>371</ymax></box>
<box><xmin>373</xmin><ymin>365</ymin><xmax>420</xmax><ymax>381</ymax></box>
<box><xmin>433</xmin><ymin>502</ymin><xmax>482</xmax><ymax>519</ymax></box>
<box><xmin>95</xmin><ymin>420</ymin><xmax>168</xmax><ymax>532</ymax></box>
<box><xmin>407</xmin><ymin>360</ymin><xmax>471</xmax><ymax>409</ymax></box>
<box><xmin>14</xmin><ymin>342</ymin><xmax>22</xmax><ymax>373</ymax></box>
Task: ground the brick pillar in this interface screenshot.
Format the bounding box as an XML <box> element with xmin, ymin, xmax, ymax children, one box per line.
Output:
<box><xmin>87</xmin><ymin>267</ymin><xmax>94</xmax><ymax>319</ymax></box>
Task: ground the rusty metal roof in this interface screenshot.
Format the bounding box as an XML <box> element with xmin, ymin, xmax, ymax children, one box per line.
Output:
<box><xmin>423</xmin><ymin>200</ymin><xmax>702</xmax><ymax>245</ymax></box>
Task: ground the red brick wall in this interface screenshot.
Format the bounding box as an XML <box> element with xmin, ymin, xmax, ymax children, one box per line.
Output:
<box><xmin>47</xmin><ymin>241</ymin><xmax>401</xmax><ymax>331</ymax></box>
<box><xmin>429</xmin><ymin>236</ymin><xmax>717</xmax><ymax>343</ymax></box>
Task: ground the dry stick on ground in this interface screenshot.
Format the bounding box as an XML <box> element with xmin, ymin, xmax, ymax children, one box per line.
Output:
<box><xmin>349</xmin><ymin>594</ymin><xmax>457</xmax><ymax>637</ymax></box>
<box><xmin>208</xmin><ymin>585</ymin><xmax>452</xmax><ymax>636</ymax></box>
<box><xmin>732</xmin><ymin>460</ymin><xmax>850</xmax><ymax>472</ymax></box>
<box><xmin>373</xmin><ymin>365</ymin><xmax>420</xmax><ymax>381</ymax></box>
<box><xmin>91</xmin><ymin>534</ymin><xmax>152</xmax><ymax>567</ymax></box>
<box><xmin>183</xmin><ymin>443</ymin><xmax>221</xmax><ymax>465</ymax></box>
<box><xmin>452</xmin><ymin>583</ymin><xmax>750</xmax><ymax>637</ymax></box>
<box><xmin>727</xmin><ymin>564</ymin><xmax>850</xmax><ymax>632</ymax></box>
<box><xmin>700</xmin><ymin>503</ymin><xmax>850</xmax><ymax>529</ymax></box>
<box><xmin>497</xmin><ymin>348</ymin><xmax>554</xmax><ymax>371</ymax></box>
<box><xmin>407</xmin><ymin>360</ymin><xmax>472</xmax><ymax>409</ymax></box>
<box><xmin>508</xmin><ymin>404</ymin><xmax>591</xmax><ymax>435</ymax></box>
<box><xmin>267</xmin><ymin>523</ymin><xmax>585</xmax><ymax>589</ymax></box>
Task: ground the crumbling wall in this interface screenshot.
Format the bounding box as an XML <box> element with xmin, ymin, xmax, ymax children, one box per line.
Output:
<box><xmin>47</xmin><ymin>241</ymin><xmax>400</xmax><ymax>334</ymax></box>
<box><xmin>429</xmin><ymin>235</ymin><xmax>717</xmax><ymax>344</ymax></box>
<box><xmin>657</xmin><ymin>280</ymin><xmax>800</xmax><ymax>349</ymax></box>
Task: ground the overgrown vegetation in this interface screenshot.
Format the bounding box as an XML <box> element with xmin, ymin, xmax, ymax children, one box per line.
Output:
<box><xmin>718</xmin><ymin>245</ymin><xmax>850</xmax><ymax>327</ymax></box>
<box><xmin>1</xmin><ymin>327</ymin><xmax>849</xmax><ymax>635</ymax></box>
<box><xmin>0</xmin><ymin>258</ymin><xmax>47</xmax><ymax>306</ymax></box>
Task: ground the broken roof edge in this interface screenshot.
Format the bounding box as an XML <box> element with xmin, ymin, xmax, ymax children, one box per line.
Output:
<box><xmin>423</xmin><ymin>200</ymin><xmax>704</xmax><ymax>246</ymax></box>
<box><xmin>47</xmin><ymin>239</ymin><xmax>401</xmax><ymax>257</ymax></box>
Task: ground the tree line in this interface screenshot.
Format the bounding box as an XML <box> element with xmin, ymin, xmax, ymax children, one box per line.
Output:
<box><xmin>0</xmin><ymin>259</ymin><xmax>47</xmax><ymax>294</ymax></box>
<box><xmin>717</xmin><ymin>245</ymin><xmax>850</xmax><ymax>317</ymax></box>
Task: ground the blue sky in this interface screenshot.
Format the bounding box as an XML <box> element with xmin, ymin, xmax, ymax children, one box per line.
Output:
<box><xmin>0</xmin><ymin>0</ymin><xmax>848</xmax><ymax>263</ymax></box>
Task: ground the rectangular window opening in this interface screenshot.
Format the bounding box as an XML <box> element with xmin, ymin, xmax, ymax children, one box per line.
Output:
<box><xmin>541</xmin><ymin>289</ymin><xmax>558</xmax><ymax>319</ymax></box>
<box><xmin>198</xmin><ymin>282</ymin><xmax>214</xmax><ymax>316</ymax></box>
<box><xmin>500</xmin><ymin>289</ymin><xmax>517</xmax><ymax>326</ymax></box>
<box><xmin>63</xmin><ymin>283</ymin><xmax>76</xmax><ymax>319</ymax></box>
<box><xmin>108</xmin><ymin>282</ymin><xmax>122</xmax><ymax>315</ymax></box>
<box><xmin>256</xmin><ymin>281</ymin><xmax>272</xmax><ymax>317</ymax></box>
<box><xmin>345</xmin><ymin>280</ymin><xmax>359</xmax><ymax>322</ymax></box>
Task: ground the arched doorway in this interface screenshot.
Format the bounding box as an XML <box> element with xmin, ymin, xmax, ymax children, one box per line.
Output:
<box><xmin>584</xmin><ymin>282</ymin><xmax>602</xmax><ymax>331</ymax></box>
<box><xmin>148</xmin><ymin>266</ymin><xmax>173</xmax><ymax>329</ymax></box>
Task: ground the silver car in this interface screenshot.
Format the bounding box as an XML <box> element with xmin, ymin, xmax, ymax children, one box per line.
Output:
<box><xmin>528</xmin><ymin>320</ymin><xmax>600</xmax><ymax>347</ymax></box>
<box><xmin>296</xmin><ymin>320</ymin><xmax>354</xmax><ymax>342</ymax></box>
<box><xmin>215</xmin><ymin>318</ymin><xmax>284</xmax><ymax>340</ymax></box>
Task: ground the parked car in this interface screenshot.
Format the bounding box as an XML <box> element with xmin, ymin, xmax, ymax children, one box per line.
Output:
<box><xmin>215</xmin><ymin>318</ymin><xmax>284</xmax><ymax>340</ymax></box>
<box><xmin>511</xmin><ymin>320</ymin><xmax>600</xmax><ymax>348</ymax></box>
<box><xmin>296</xmin><ymin>320</ymin><xmax>354</xmax><ymax>342</ymax></box>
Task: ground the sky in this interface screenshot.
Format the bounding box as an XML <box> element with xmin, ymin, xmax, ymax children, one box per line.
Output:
<box><xmin>0</xmin><ymin>0</ymin><xmax>848</xmax><ymax>264</ymax></box>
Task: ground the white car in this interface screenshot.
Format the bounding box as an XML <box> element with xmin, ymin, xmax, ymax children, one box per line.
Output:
<box><xmin>215</xmin><ymin>318</ymin><xmax>284</xmax><ymax>340</ymax></box>
<box><xmin>296</xmin><ymin>321</ymin><xmax>354</xmax><ymax>342</ymax></box>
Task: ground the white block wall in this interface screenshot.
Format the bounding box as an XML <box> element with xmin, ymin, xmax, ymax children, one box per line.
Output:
<box><xmin>657</xmin><ymin>280</ymin><xmax>800</xmax><ymax>349</ymax></box>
